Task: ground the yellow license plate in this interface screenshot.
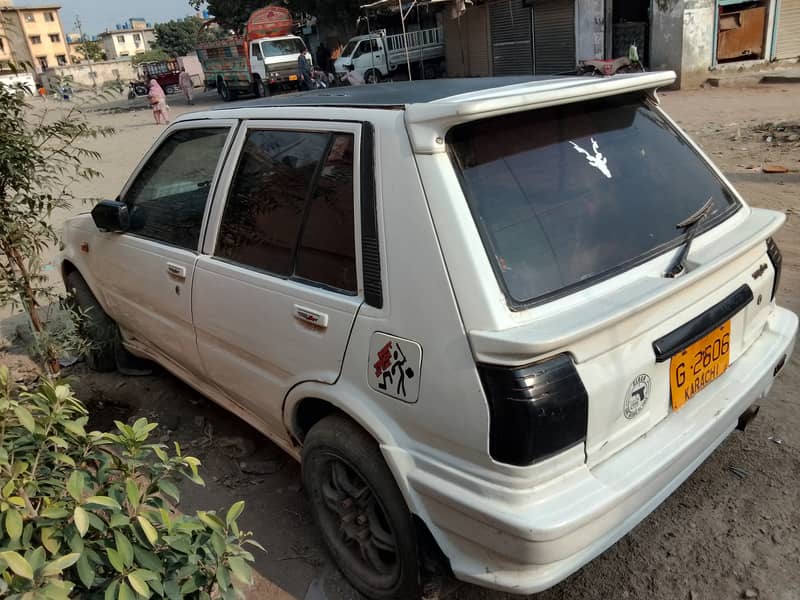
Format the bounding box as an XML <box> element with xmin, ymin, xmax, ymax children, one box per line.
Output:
<box><xmin>669</xmin><ymin>321</ymin><xmax>731</xmax><ymax>410</ymax></box>
<box><xmin>289</xmin><ymin>74</ymin><xmax>298</xmax><ymax>81</ymax></box>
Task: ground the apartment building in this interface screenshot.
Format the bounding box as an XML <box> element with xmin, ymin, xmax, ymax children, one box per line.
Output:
<box><xmin>98</xmin><ymin>18</ymin><xmax>155</xmax><ymax>59</ymax></box>
<box><xmin>0</xmin><ymin>1</ymin><xmax>70</xmax><ymax>72</ymax></box>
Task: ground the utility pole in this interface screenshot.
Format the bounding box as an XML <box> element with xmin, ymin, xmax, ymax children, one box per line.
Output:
<box><xmin>74</xmin><ymin>15</ymin><xmax>97</xmax><ymax>87</ymax></box>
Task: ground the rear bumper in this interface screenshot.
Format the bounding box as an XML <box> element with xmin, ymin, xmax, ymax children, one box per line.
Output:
<box><xmin>397</xmin><ymin>306</ymin><xmax>797</xmax><ymax>595</ymax></box>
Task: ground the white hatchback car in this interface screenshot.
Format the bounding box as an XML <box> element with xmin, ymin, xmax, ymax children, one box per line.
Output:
<box><xmin>61</xmin><ymin>73</ymin><xmax>797</xmax><ymax>599</ymax></box>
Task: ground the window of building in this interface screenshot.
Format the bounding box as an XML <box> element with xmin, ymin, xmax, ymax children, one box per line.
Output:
<box><xmin>24</xmin><ymin>12</ymin><xmax>35</xmax><ymax>23</ymax></box>
<box><xmin>123</xmin><ymin>128</ymin><xmax>230</xmax><ymax>250</ymax></box>
<box><xmin>44</xmin><ymin>12</ymin><xmax>55</xmax><ymax>22</ymax></box>
<box><xmin>37</xmin><ymin>56</ymin><xmax>48</xmax><ymax>70</ymax></box>
<box><xmin>117</xmin><ymin>35</ymin><xmax>125</xmax><ymax>43</ymax></box>
<box><xmin>217</xmin><ymin>130</ymin><xmax>357</xmax><ymax>293</ymax></box>
<box><xmin>133</xmin><ymin>33</ymin><xmax>141</xmax><ymax>41</ymax></box>
<box><xmin>49</xmin><ymin>33</ymin><xmax>61</xmax><ymax>43</ymax></box>
<box><xmin>0</xmin><ymin>39</ymin><xmax>5</xmax><ymax>53</ymax></box>
<box><xmin>30</xmin><ymin>35</ymin><xmax>42</xmax><ymax>45</ymax></box>
<box><xmin>56</xmin><ymin>54</ymin><xmax>67</xmax><ymax>65</ymax></box>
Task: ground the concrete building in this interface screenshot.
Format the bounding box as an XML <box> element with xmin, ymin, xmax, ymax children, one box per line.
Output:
<box><xmin>0</xmin><ymin>0</ymin><xmax>71</xmax><ymax>73</ymax></box>
<box><xmin>444</xmin><ymin>0</ymin><xmax>800</xmax><ymax>87</ymax></box>
<box><xmin>98</xmin><ymin>18</ymin><xmax>156</xmax><ymax>60</ymax></box>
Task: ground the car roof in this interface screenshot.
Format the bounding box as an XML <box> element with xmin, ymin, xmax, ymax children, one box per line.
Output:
<box><xmin>179</xmin><ymin>72</ymin><xmax>677</xmax><ymax>153</ymax></box>
<box><xmin>208</xmin><ymin>77</ymin><xmax>557</xmax><ymax>110</ymax></box>
<box><xmin>185</xmin><ymin>73</ymin><xmax>675</xmax><ymax>113</ymax></box>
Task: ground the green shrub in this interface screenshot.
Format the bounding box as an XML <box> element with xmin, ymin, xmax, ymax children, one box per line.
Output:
<box><xmin>0</xmin><ymin>366</ymin><xmax>262</xmax><ymax>599</ymax></box>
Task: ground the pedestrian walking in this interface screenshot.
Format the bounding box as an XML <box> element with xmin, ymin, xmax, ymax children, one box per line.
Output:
<box><xmin>178</xmin><ymin>67</ymin><xmax>194</xmax><ymax>105</ymax></box>
<box><xmin>148</xmin><ymin>78</ymin><xmax>170</xmax><ymax>125</ymax></box>
<box><xmin>298</xmin><ymin>47</ymin><xmax>313</xmax><ymax>91</ymax></box>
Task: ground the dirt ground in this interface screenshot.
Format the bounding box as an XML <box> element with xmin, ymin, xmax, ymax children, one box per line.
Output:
<box><xmin>1</xmin><ymin>83</ymin><xmax>799</xmax><ymax>600</ymax></box>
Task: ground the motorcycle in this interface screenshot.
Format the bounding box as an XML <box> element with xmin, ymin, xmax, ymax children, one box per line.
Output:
<box><xmin>127</xmin><ymin>81</ymin><xmax>149</xmax><ymax>99</ymax></box>
<box><xmin>578</xmin><ymin>44</ymin><xmax>645</xmax><ymax>77</ymax></box>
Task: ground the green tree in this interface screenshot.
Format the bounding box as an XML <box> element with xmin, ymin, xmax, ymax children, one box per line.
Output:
<box><xmin>74</xmin><ymin>39</ymin><xmax>105</xmax><ymax>62</ymax></box>
<box><xmin>0</xmin><ymin>64</ymin><xmax>114</xmax><ymax>374</ymax></box>
<box><xmin>131</xmin><ymin>48</ymin><xmax>170</xmax><ymax>67</ymax></box>
<box><xmin>154</xmin><ymin>16</ymin><xmax>203</xmax><ymax>57</ymax></box>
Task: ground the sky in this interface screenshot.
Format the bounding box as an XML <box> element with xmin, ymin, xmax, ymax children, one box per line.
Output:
<box><xmin>55</xmin><ymin>0</ymin><xmax>206</xmax><ymax>37</ymax></box>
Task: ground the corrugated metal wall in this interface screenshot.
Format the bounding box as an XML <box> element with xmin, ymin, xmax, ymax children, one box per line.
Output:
<box><xmin>468</xmin><ymin>6</ymin><xmax>491</xmax><ymax>75</ymax></box>
<box><xmin>534</xmin><ymin>0</ymin><xmax>577</xmax><ymax>74</ymax></box>
<box><xmin>775</xmin><ymin>0</ymin><xmax>800</xmax><ymax>58</ymax></box>
<box><xmin>489</xmin><ymin>0</ymin><xmax>534</xmax><ymax>75</ymax></box>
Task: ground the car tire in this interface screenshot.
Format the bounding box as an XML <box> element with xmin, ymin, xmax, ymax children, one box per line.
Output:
<box><xmin>302</xmin><ymin>415</ymin><xmax>420</xmax><ymax>600</ymax></box>
<box><xmin>365</xmin><ymin>69</ymin><xmax>380</xmax><ymax>85</ymax></box>
<box><xmin>218</xmin><ymin>79</ymin><xmax>231</xmax><ymax>102</ymax></box>
<box><xmin>65</xmin><ymin>271</ymin><xmax>117</xmax><ymax>372</ymax></box>
<box><xmin>253</xmin><ymin>75</ymin><xmax>269</xmax><ymax>98</ymax></box>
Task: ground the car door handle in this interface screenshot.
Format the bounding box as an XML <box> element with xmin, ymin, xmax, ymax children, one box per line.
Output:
<box><xmin>166</xmin><ymin>263</ymin><xmax>186</xmax><ymax>280</ymax></box>
<box><xmin>294</xmin><ymin>305</ymin><xmax>328</xmax><ymax>328</ymax></box>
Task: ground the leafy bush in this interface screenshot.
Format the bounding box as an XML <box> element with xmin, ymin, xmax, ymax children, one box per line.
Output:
<box><xmin>0</xmin><ymin>367</ymin><xmax>262</xmax><ymax>599</ymax></box>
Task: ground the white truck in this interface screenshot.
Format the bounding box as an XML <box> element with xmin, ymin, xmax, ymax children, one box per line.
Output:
<box><xmin>333</xmin><ymin>27</ymin><xmax>444</xmax><ymax>83</ymax></box>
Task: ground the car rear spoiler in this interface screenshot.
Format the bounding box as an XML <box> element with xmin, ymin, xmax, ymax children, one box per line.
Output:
<box><xmin>404</xmin><ymin>70</ymin><xmax>677</xmax><ymax>154</ymax></box>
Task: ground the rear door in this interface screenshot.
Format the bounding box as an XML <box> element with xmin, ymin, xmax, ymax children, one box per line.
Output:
<box><xmin>193</xmin><ymin>121</ymin><xmax>364</xmax><ymax>432</ymax></box>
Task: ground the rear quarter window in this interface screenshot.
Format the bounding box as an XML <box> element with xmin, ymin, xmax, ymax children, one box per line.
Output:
<box><xmin>447</xmin><ymin>93</ymin><xmax>739</xmax><ymax>307</ymax></box>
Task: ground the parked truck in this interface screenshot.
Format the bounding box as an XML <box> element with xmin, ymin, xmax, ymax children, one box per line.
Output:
<box><xmin>196</xmin><ymin>5</ymin><xmax>308</xmax><ymax>100</ymax></box>
<box><xmin>333</xmin><ymin>27</ymin><xmax>445</xmax><ymax>83</ymax></box>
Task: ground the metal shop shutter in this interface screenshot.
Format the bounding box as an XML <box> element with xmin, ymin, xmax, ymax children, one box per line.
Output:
<box><xmin>489</xmin><ymin>0</ymin><xmax>534</xmax><ymax>75</ymax></box>
<box><xmin>776</xmin><ymin>0</ymin><xmax>800</xmax><ymax>59</ymax></box>
<box><xmin>534</xmin><ymin>0</ymin><xmax>576</xmax><ymax>74</ymax></box>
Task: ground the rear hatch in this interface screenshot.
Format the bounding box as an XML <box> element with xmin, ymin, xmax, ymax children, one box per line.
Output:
<box><xmin>447</xmin><ymin>92</ymin><xmax>781</xmax><ymax>467</ymax></box>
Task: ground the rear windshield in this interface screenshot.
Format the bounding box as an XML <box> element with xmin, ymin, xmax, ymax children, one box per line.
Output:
<box><xmin>447</xmin><ymin>93</ymin><xmax>739</xmax><ymax>307</ymax></box>
<box><xmin>261</xmin><ymin>38</ymin><xmax>305</xmax><ymax>57</ymax></box>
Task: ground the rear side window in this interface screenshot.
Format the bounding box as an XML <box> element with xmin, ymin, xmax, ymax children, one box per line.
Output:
<box><xmin>123</xmin><ymin>128</ymin><xmax>229</xmax><ymax>250</ymax></box>
<box><xmin>448</xmin><ymin>93</ymin><xmax>738</xmax><ymax>306</ymax></box>
<box><xmin>216</xmin><ymin>129</ymin><xmax>357</xmax><ymax>293</ymax></box>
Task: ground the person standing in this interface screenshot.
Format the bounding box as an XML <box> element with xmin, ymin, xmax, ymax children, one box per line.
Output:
<box><xmin>297</xmin><ymin>47</ymin><xmax>313</xmax><ymax>91</ymax></box>
<box><xmin>148</xmin><ymin>78</ymin><xmax>170</xmax><ymax>125</ymax></box>
<box><xmin>178</xmin><ymin>67</ymin><xmax>194</xmax><ymax>105</ymax></box>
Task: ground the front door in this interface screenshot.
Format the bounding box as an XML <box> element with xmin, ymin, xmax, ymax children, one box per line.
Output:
<box><xmin>89</xmin><ymin>122</ymin><xmax>237</xmax><ymax>375</ymax></box>
<box><xmin>192</xmin><ymin>121</ymin><xmax>364</xmax><ymax>434</ymax></box>
<box><xmin>250</xmin><ymin>41</ymin><xmax>266</xmax><ymax>79</ymax></box>
<box><xmin>352</xmin><ymin>39</ymin><xmax>385</xmax><ymax>78</ymax></box>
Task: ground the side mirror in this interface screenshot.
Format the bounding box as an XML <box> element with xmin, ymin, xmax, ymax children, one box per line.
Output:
<box><xmin>91</xmin><ymin>200</ymin><xmax>130</xmax><ymax>233</ymax></box>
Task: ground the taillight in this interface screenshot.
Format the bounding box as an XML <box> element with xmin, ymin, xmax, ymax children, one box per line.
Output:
<box><xmin>766</xmin><ymin>237</ymin><xmax>782</xmax><ymax>301</ymax></box>
<box><xmin>478</xmin><ymin>354</ymin><xmax>588</xmax><ymax>467</ymax></box>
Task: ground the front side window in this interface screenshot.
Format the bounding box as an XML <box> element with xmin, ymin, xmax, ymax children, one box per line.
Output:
<box><xmin>123</xmin><ymin>128</ymin><xmax>229</xmax><ymax>250</ymax></box>
<box><xmin>251</xmin><ymin>42</ymin><xmax>262</xmax><ymax>58</ymax></box>
<box><xmin>448</xmin><ymin>93</ymin><xmax>739</xmax><ymax>306</ymax></box>
<box><xmin>217</xmin><ymin>129</ymin><xmax>357</xmax><ymax>293</ymax></box>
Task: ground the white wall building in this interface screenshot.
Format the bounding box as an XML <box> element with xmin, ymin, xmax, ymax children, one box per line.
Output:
<box><xmin>98</xmin><ymin>18</ymin><xmax>155</xmax><ymax>59</ymax></box>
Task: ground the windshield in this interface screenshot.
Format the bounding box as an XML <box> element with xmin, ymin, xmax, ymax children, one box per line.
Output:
<box><xmin>447</xmin><ymin>93</ymin><xmax>739</xmax><ymax>306</ymax></box>
<box><xmin>261</xmin><ymin>38</ymin><xmax>305</xmax><ymax>58</ymax></box>
<box><xmin>341</xmin><ymin>40</ymin><xmax>359</xmax><ymax>57</ymax></box>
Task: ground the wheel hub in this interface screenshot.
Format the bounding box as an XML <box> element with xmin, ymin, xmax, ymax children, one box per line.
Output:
<box><xmin>320</xmin><ymin>458</ymin><xmax>400</xmax><ymax>581</ymax></box>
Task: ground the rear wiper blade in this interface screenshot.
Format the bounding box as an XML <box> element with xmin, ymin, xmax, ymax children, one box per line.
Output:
<box><xmin>664</xmin><ymin>197</ymin><xmax>715</xmax><ymax>278</ymax></box>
